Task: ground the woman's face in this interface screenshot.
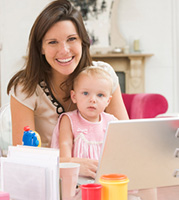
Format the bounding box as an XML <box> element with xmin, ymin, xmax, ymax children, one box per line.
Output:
<box><xmin>42</xmin><ymin>20</ymin><xmax>82</xmax><ymax>77</ymax></box>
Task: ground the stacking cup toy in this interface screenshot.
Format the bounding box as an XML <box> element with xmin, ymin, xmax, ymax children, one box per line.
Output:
<box><xmin>99</xmin><ymin>174</ymin><xmax>129</xmax><ymax>200</ymax></box>
<box><xmin>80</xmin><ymin>183</ymin><xmax>102</xmax><ymax>200</ymax></box>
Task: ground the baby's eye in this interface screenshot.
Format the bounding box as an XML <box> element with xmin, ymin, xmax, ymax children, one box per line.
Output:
<box><xmin>83</xmin><ymin>92</ymin><xmax>88</xmax><ymax>96</ymax></box>
<box><xmin>97</xmin><ymin>93</ymin><xmax>104</xmax><ymax>97</ymax></box>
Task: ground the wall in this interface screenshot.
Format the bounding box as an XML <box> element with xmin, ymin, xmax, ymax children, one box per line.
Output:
<box><xmin>0</xmin><ymin>0</ymin><xmax>178</xmax><ymax>113</ymax></box>
<box><xmin>0</xmin><ymin>0</ymin><xmax>50</xmax><ymax>105</ymax></box>
<box><xmin>118</xmin><ymin>0</ymin><xmax>178</xmax><ymax>113</ymax></box>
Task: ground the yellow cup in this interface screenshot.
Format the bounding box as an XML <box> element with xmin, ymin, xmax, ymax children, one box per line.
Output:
<box><xmin>99</xmin><ymin>174</ymin><xmax>129</xmax><ymax>200</ymax></box>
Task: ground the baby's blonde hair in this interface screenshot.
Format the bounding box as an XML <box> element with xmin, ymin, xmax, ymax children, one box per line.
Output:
<box><xmin>73</xmin><ymin>65</ymin><xmax>114</xmax><ymax>94</ymax></box>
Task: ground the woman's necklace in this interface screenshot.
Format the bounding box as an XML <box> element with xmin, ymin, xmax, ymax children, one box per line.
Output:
<box><xmin>50</xmin><ymin>81</ymin><xmax>72</xmax><ymax>112</ymax></box>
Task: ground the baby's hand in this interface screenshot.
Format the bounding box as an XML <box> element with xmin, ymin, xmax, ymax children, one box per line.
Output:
<box><xmin>78</xmin><ymin>158</ymin><xmax>98</xmax><ymax>179</ymax></box>
<box><xmin>60</xmin><ymin>157</ymin><xmax>98</xmax><ymax>179</ymax></box>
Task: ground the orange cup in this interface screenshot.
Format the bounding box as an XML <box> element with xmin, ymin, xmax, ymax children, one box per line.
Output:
<box><xmin>99</xmin><ymin>174</ymin><xmax>129</xmax><ymax>200</ymax></box>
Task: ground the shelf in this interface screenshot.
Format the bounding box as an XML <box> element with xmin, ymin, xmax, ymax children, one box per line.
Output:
<box><xmin>91</xmin><ymin>53</ymin><xmax>154</xmax><ymax>58</ymax></box>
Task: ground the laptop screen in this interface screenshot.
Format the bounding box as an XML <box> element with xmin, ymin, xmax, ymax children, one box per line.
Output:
<box><xmin>95</xmin><ymin>117</ymin><xmax>179</xmax><ymax>190</ymax></box>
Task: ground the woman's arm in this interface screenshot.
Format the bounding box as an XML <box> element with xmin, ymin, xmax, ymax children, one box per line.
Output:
<box><xmin>105</xmin><ymin>85</ymin><xmax>129</xmax><ymax>120</ymax></box>
<box><xmin>59</xmin><ymin>115</ymin><xmax>98</xmax><ymax>179</ymax></box>
<box><xmin>10</xmin><ymin>96</ymin><xmax>35</xmax><ymax>146</ymax></box>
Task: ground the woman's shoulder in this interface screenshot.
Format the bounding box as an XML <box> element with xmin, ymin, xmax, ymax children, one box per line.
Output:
<box><xmin>9</xmin><ymin>83</ymin><xmax>44</xmax><ymax>110</ymax></box>
<box><xmin>10</xmin><ymin>83</ymin><xmax>43</xmax><ymax>98</ymax></box>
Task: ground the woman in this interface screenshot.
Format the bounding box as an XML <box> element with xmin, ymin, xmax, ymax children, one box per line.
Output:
<box><xmin>7</xmin><ymin>0</ymin><xmax>128</xmax><ymax>178</ymax></box>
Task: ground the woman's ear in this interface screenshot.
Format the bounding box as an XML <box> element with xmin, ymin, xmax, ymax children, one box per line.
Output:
<box><xmin>70</xmin><ymin>90</ymin><xmax>77</xmax><ymax>103</ymax></box>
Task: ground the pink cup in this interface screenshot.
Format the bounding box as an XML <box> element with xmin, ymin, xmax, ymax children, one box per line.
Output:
<box><xmin>59</xmin><ymin>162</ymin><xmax>80</xmax><ymax>200</ymax></box>
<box><xmin>80</xmin><ymin>184</ymin><xmax>102</xmax><ymax>200</ymax></box>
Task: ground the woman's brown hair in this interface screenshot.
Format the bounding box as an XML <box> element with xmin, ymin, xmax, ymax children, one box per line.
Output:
<box><xmin>7</xmin><ymin>0</ymin><xmax>92</xmax><ymax>100</ymax></box>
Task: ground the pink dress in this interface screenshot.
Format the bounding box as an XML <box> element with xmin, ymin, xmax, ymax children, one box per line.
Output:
<box><xmin>51</xmin><ymin>110</ymin><xmax>117</xmax><ymax>160</ymax></box>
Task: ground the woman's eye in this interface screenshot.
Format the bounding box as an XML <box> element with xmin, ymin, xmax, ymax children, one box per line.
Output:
<box><xmin>68</xmin><ymin>37</ymin><xmax>77</xmax><ymax>42</ymax></box>
<box><xmin>97</xmin><ymin>93</ymin><xmax>104</xmax><ymax>97</ymax></box>
<box><xmin>83</xmin><ymin>92</ymin><xmax>88</xmax><ymax>96</ymax></box>
<box><xmin>48</xmin><ymin>41</ymin><xmax>57</xmax><ymax>45</ymax></box>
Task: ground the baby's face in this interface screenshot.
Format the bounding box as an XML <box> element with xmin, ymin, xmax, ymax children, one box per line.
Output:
<box><xmin>71</xmin><ymin>74</ymin><xmax>112</xmax><ymax>122</ymax></box>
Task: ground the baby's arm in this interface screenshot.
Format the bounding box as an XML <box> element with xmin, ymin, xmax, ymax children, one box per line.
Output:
<box><xmin>59</xmin><ymin>114</ymin><xmax>98</xmax><ymax>179</ymax></box>
<box><xmin>59</xmin><ymin>115</ymin><xmax>73</xmax><ymax>157</ymax></box>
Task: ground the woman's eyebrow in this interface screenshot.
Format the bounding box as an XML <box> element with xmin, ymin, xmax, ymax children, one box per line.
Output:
<box><xmin>44</xmin><ymin>33</ymin><xmax>78</xmax><ymax>42</ymax></box>
<box><xmin>67</xmin><ymin>33</ymin><xmax>78</xmax><ymax>37</ymax></box>
<box><xmin>43</xmin><ymin>38</ymin><xmax>57</xmax><ymax>42</ymax></box>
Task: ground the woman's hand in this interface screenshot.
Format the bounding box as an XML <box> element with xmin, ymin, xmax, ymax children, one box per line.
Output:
<box><xmin>60</xmin><ymin>157</ymin><xmax>98</xmax><ymax>179</ymax></box>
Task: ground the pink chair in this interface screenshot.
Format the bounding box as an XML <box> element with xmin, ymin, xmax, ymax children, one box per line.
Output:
<box><xmin>122</xmin><ymin>93</ymin><xmax>168</xmax><ymax>119</ymax></box>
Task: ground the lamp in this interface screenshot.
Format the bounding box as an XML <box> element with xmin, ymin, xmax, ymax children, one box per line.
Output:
<box><xmin>70</xmin><ymin>0</ymin><xmax>107</xmax><ymax>20</ymax></box>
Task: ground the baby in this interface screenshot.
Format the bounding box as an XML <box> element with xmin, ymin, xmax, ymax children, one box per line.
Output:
<box><xmin>51</xmin><ymin>65</ymin><xmax>118</xmax><ymax>160</ymax></box>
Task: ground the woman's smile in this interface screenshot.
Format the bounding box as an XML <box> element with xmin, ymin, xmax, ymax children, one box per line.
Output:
<box><xmin>56</xmin><ymin>57</ymin><xmax>74</xmax><ymax>64</ymax></box>
<box><xmin>42</xmin><ymin>20</ymin><xmax>82</xmax><ymax>76</ymax></box>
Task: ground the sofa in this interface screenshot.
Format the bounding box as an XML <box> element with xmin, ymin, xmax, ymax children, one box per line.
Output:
<box><xmin>122</xmin><ymin>93</ymin><xmax>168</xmax><ymax>119</ymax></box>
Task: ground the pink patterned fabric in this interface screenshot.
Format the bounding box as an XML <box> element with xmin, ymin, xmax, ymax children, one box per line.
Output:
<box><xmin>51</xmin><ymin>110</ymin><xmax>117</xmax><ymax>160</ymax></box>
<box><xmin>122</xmin><ymin>93</ymin><xmax>168</xmax><ymax>119</ymax></box>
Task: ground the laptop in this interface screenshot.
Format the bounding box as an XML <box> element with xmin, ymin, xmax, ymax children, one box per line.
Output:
<box><xmin>78</xmin><ymin>117</ymin><xmax>179</xmax><ymax>190</ymax></box>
